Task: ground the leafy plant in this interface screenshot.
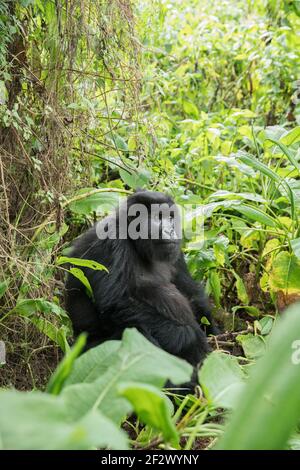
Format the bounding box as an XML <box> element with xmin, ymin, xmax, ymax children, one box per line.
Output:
<box><xmin>217</xmin><ymin>302</ymin><xmax>300</xmax><ymax>450</ymax></box>
<box><xmin>0</xmin><ymin>329</ymin><xmax>192</xmax><ymax>449</ymax></box>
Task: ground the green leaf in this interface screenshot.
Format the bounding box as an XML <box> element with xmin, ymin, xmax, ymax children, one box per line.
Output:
<box><xmin>64</xmin><ymin>340</ymin><xmax>121</xmax><ymax>386</ymax></box>
<box><xmin>182</xmin><ymin>100</ymin><xmax>199</xmax><ymax>119</ymax></box>
<box><xmin>236</xmin><ymin>334</ymin><xmax>266</xmax><ymax>360</ymax></box>
<box><xmin>260</xmin><ymin>126</ymin><xmax>286</xmax><ymax>147</ymax></box>
<box><xmin>0</xmin><ymin>80</ymin><xmax>8</xmax><ymax>103</ymax></box>
<box><xmin>44</xmin><ymin>0</ymin><xmax>56</xmax><ymax>24</ymax></box>
<box><xmin>0</xmin><ymin>280</ymin><xmax>9</xmax><ymax>299</ymax></box>
<box><xmin>234</xmin><ymin>204</ymin><xmax>278</xmax><ymax>228</ymax></box>
<box><xmin>57</xmin><ymin>256</ymin><xmax>108</xmax><ymax>272</ymax></box>
<box><xmin>15</xmin><ymin>299</ymin><xmax>68</xmax><ymax>318</ymax></box>
<box><xmin>269</xmin><ymin>251</ymin><xmax>300</xmax><ymax>295</ymax></box>
<box><xmin>215</xmin><ymin>155</ymin><xmax>256</xmax><ymax>176</ymax></box>
<box><xmin>234</xmin><ymin>273</ymin><xmax>249</xmax><ymax>304</ymax></box>
<box><xmin>231</xmin><ymin>109</ymin><xmax>257</xmax><ymax>118</ymax></box>
<box><xmin>200</xmin><ymin>351</ymin><xmax>245</xmax><ymax>408</ymax></box>
<box><xmin>210</xmin><ymin>190</ymin><xmax>266</xmax><ymax>203</ymax></box>
<box><xmin>268</xmin><ymin>137</ymin><xmax>300</xmax><ymax>172</ymax></box>
<box><xmin>47</xmin><ymin>334</ymin><xmax>87</xmax><ymax>395</ymax></box>
<box><xmin>118</xmin><ymin>382</ymin><xmax>178</xmax><ymax>445</ymax></box>
<box><xmin>68</xmin><ymin>189</ymin><xmax>120</xmax><ymax>215</ymax></box>
<box><xmin>280</xmin><ymin>127</ymin><xmax>300</xmax><ymax>147</ymax></box>
<box><xmin>128</xmin><ymin>135</ymin><xmax>137</xmax><ymax>151</ymax></box>
<box><xmin>69</xmin><ymin>268</ymin><xmax>93</xmax><ymax>298</ymax></box>
<box><xmin>217</xmin><ymin>302</ymin><xmax>300</xmax><ymax>450</ymax></box>
<box><xmin>113</xmin><ymin>134</ymin><xmax>128</xmax><ymax>152</ymax></box>
<box><xmin>188</xmin><ymin>199</ymin><xmax>241</xmax><ymax>219</ymax></box>
<box><xmin>291</xmin><ymin>238</ymin><xmax>300</xmax><ymax>259</ymax></box>
<box><xmin>37</xmin><ymin>223</ymin><xmax>69</xmax><ymax>249</ymax></box>
<box><xmin>256</xmin><ymin>316</ymin><xmax>274</xmax><ymax>336</ymax></box>
<box><xmin>237</xmin><ymin>153</ymin><xmax>296</xmax><ymax>219</ymax></box>
<box><xmin>208</xmin><ymin>270</ymin><xmax>221</xmax><ymax>307</ymax></box>
<box><xmin>0</xmin><ymin>390</ymin><xmax>127</xmax><ymax>450</ymax></box>
<box><xmin>200</xmin><ymin>316</ymin><xmax>211</xmax><ymax>326</ymax></box>
<box><xmin>213</xmin><ymin>243</ymin><xmax>226</xmax><ymax>267</ymax></box>
<box><xmin>232</xmin><ymin>305</ymin><xmax>260</xmax><ymax>317</ymax></box>
<box><xmin>61</xmin><ymin>329</ymin><xmax>193</xmax><ymax>424</ymax></box>
<box><xmin>289</xmin><ymin>434</ymin><xmax>300</xmax><ymax>450</ymax></box>
<box><xmin>119</xmin><ymin>168</ymin><xmax>150</xmax><ymax>189</ymax></box>
<box><xmin>28</xmin><ymin>316</ymin><xmax>69</xmax><ymax>352</ymax></box>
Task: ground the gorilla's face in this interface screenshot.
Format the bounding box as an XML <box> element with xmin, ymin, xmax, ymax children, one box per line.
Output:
<box><xmin>126</xmin><ymin>190</ymin><xmax>181</xmax><ymax>263</ymax></box>
<box><xmin>150</xmin><ymin>209</ymin><xmax>181</xmax><ymax>261</ymax></box>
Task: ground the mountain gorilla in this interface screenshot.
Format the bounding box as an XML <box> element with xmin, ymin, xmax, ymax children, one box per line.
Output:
<box><xmin>65</xmin><ymin>190</ymin><xmax>216</xmax><ymax>389</ymax></box>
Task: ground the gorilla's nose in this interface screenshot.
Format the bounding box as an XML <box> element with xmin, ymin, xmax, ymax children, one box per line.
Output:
<box><xmin>162</xmin><ymin>225</ymin><xmax>177</xmax><ymax>240</ymax></box>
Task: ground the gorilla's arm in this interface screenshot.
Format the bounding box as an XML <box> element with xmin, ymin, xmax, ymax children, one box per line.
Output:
<box><xmin>173</xmin><ymin>253</ymin><xmax>218</xmax><ymax>335</ymax></box>
<box><xmin>66</xmin><ymin>260</ymin><xmax>209</xmax><ymax>366</ymax></box>
<box><xmin>94</xmin><ymin>297</ymin><xmax>209</xmax><ymax>366</ymax></box>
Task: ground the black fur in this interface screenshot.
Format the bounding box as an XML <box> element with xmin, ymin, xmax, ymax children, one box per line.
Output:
<box><xmin>65</xmin><ymin>190</ymin><xmax>216</xmax><ymax>384</ymax></box>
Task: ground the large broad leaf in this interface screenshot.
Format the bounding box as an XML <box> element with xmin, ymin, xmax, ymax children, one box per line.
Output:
<box><xmin>269</xmin><ymin>251</ymin><xmax>300</xmax><ymax>295</ymax></box>
<box><xmin>0</xmin><ymin>390</ymin><xmax>127</xmax><ymax>450</ymax></box>
<box><xmin>217</xmin><ymin>302</ymin><xmax>300</xmax><ymax>450</ymax></box>
<box><xmin>63</xmin><ymin>340</ymin><xmax>121</xmax><ymax>386</ymax></box>
<box><xmin>118</xmin><ymin>382</ymin><xmax>178</xmax><ymax>446</ymax></box>
<box><xmin>268</xmin><ymin>251</ymin><xmax>300</xmax><ymax>309</ymax></box>
<box><xmin>61</xmin><ymin>329</ymin><xmax>193</xmax><ymax>424</ymax></box>
<box><xmin>68</xmin><ymin>189</ymin><xmax>121</xmax><ymax>215</ymax></box>
<box><xmin>199</xmin><ymin>351</ymin><xmax>245</xmax><ymax>409</ymax></box>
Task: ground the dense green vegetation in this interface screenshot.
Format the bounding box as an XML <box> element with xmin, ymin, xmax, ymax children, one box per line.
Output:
<box><xmin>0</xmin><ymin>0</ymin><xmax>300</xmax><ymax>450</ymax></box>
